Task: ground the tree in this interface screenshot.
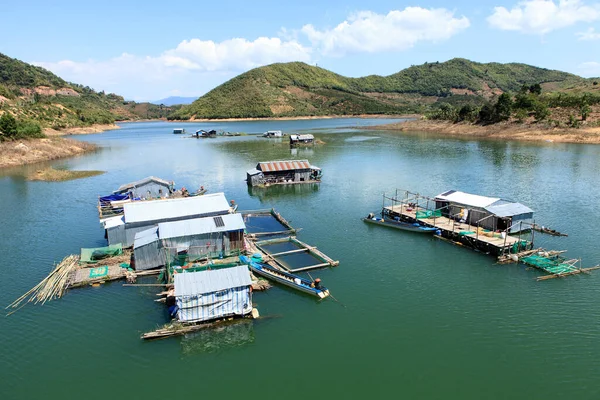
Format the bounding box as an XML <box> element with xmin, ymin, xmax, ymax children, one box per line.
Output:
<box><xmin>0</xmin><ymin>112</ymin><xmax>18</xmax><ymax>137</ymax></box>
<box><xmin>581</xmin><ymin>102</ymin><xmax>591</xmax><ymax>121</ymax></box>
<box><xmin>529</xmin><ymin>83</ymin><xmax>542</xmax><ymax>95</ymax></box>
<box><xmin>494</xmin><ymin>93</ymin><xmax>513</xmax><ymax>121</ymax></box>
<box><xmin>478</xmin><ymin>103</ymin><xmax>495</xmax><ymax>123</ymax></box>
<box><xmin>458</xmin><ymin>104</ymin><xmax>477</xmax><ymax>122</ymax></box>
<box><xmin>533</xmin><ymin>101</ymin><xmax>550</xmax><ymax>122</ymax></box>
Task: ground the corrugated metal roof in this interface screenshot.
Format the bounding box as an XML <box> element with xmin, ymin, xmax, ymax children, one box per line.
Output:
<box><xmin>123</xmin><ymin>192</ymin><xmax>230</xmax><ymax>224</ymax></box>
<box><xmin>158</xmin><ymin>213</ymin><xmax>245</xmax><ymax>239</ymax></box>
<box><xmin>174</xmin><ymin>265</ymin><xmax>252</xmax><ymax>295</ymax></box>
<box><xmin>133</xmin><ymin>227</ymin><xmax>159</xmax><ymax>249</ymax></box>
<box><xmin>103</xmin><ymin>216</ymin><xmax>124</xmax><ymax>229</ymax></box>
<box><xmin>247</xmin><ymin>169</ymin><xmax>262</xmax><ymax>176</ymax></box>
<box><xmin>486</xmin><ymin>202</ymin><xmax>534</xmax><ymax>217</ymax></box>
<box><xmin>117</xmin><ymin>176</ymin><xmax>171</xmax><ymax>192</ymax></box>
<box><xmin>435</xmin><ymin>190</ymin><xmax>500</xmax><ymax>208</ymax></box>
<box><xmin>257</xmin><ymin>160</ymin><xmax>311</xmax><ymax>172</ymax></box>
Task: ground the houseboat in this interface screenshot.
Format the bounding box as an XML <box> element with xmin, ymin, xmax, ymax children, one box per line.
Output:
<box><xmin>173</xmin><ymin>128</ymin><xmax>186</xmax><ymax>134</ymax></box>
<box><xmin>246</xmin><ymin>160</ymin><xmax>322</xmax><ymax>187</ymax></box>
<box><xmin>262</xmin><ymin>130</ymin><xmax>283</xmax><ymax>138</ymax></box>
<box><xmin>289</xmin><ymin>134</ymin><xmax>315</xmax><ymax>147</ymax></box>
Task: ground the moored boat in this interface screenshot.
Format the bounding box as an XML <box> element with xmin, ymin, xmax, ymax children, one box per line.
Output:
<box><xmin>240</xmin><ymin>255</ymin><xmax>329</xmax><ymax>299</ymax></box>
<box><xmin>362</xmin><ymin>213</ymin><xmax>438</xmax><ymax>234</ymax></box>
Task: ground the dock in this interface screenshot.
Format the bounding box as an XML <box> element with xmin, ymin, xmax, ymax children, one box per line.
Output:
<box><xmin>382</xmin><ymin>201</ymin><xmax>532</xmax><ymax>256</ymax></box>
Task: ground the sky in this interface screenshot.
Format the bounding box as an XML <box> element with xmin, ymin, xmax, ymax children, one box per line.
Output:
<box><xmin>1</xmin><ymin>0</ymin><xmax>600</xmax><ymax>101</ymax></box>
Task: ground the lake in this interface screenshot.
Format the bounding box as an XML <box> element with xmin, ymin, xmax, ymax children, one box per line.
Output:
<box><xmin>1</xmin><ymin>119</ymin><xmax>600</xmax><ymax>399</ymax></box>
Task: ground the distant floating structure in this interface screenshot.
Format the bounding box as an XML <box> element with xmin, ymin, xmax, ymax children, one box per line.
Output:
<box><xmin>246</xmin><ymin>160</ymin><xmax>322</xmax><ymax>187</ymax></box>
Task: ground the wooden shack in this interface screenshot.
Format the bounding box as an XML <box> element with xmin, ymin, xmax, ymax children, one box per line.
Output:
<box><xmin>289</xmin><ymin>134</ymin><xmax>314</xmax><ymax>146</ymax></box>
<box><xmin>114</xmin><ymin>176</ymin><xmax>173</xmax><ymax>200</ymax></box>
<box><xmin>246</xmin><ymin>160</ymin><xmax>322</xmax><ymax>186</ymax></box>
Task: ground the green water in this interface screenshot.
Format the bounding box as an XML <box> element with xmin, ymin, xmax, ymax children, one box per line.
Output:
<box><xmin>2</xmin><ymin>120</ymin><xmax>600</xmax><ymax>399</ymax></box>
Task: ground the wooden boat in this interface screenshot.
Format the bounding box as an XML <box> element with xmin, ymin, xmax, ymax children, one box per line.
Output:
<box><xmin>532</xmin><ymin>224</ymin><xmax>568</xmax><ymax>237</ymax></box>
<box><xmin>362</xmin><ymin>215</ymin><xmax>438</xmax><ymax>234</ymax></box>
<box><xmin>239</xmin><ymin>255</ymin><xmax>329</xmax><ymax>299</ymax></box>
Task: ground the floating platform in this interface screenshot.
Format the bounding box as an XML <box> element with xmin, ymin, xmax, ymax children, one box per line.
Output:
<box><xmin>383</xmin><ymin>203</ymin><xmax>532</xmax><ymax>256</ymax></box>
<box><xmin>251</xmin><ymin>236</ymin><xmax>339</xmax><ymax>273</ymax></box>
<box><xmin>242</xmin><ymin>208</ymin><xmax>298</xmax><ymax>238</ymax></box>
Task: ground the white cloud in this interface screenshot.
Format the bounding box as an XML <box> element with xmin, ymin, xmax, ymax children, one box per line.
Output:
<box><xmin>577</xmin><ymin>26</ymin><xmax>600</xmax><ymax>39</ymax></box>
<box><xmin>301</xmin><ymin>8</ymin><xmax>470</xmax><ymax>56</ymax></box>
<box><xmin>488</xmin><ymin>0</ymin><xmax>600</xmax><ymax>34</ymax></box>
<box><xmin>578</xmin><ymin>61</ymin><xmax>600</xmax><ymax>76</ymax></box>
<box><xmin>34</xmin><ymin>37</ymin><xmax>311</xmax><ymax>101</ymax></box>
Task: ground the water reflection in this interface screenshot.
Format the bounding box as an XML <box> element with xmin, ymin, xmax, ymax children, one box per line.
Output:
<box><xmin>290</xmin><ymin>147</ymin><xmax>315</xmax><ymax>157</ymax></box>
<box><xmin>247</xmin><ymin>183</ymin><xmax>320</xmax><ymax>203</ymax></box>
<box><xmin>180</xmin><ymin>320</ymin><xmax>255</xmax><ymax>355</ymax></box>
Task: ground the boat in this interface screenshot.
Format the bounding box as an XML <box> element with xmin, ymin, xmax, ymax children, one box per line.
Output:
<box><xmin>362</xmin><ymin>213</ymin><xmax>438</xmax><ymax>234</ymax></box>
<box><xmin>239</xmin><ymin>255</ymin><xmax>329</xmax><ymax>299</ymax></box>
<box><xmin>173</xmin><ymin>128</ymin><xmax>186</xmax><ymax>134</ymax></box>
<box><xmin>531</xmin><ymin>224</ymin><xmax>568</xmax><ymax>237</ymax></box>
<box><xmin>194</xmin><ymin>129</ymin><xmax>217</xmax><ymax>138</ymax></box>
<box><xmin>262</xmin><ymin>130</ymin><xmax>283</xmax><ymax>138</ymax></box>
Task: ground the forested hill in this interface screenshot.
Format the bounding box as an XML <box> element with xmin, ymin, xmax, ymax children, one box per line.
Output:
<box><xmin>170</xmin><ymin>59</ymin><xmax>590</xmax><ymax>120</ymax></box>
<box><xmin>0</xmin><ymin>53</ymin><xmax>176</xmax><ymax>132</ymax></box>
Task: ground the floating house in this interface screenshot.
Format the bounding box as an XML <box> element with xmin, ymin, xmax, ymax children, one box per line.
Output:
<box><xmin>106</xmin><ymin>193</ymin><xmax>232</xmax><ymax>247</ymax></box>
<box><xmin>263</xmin><ymin>130</ymin><xmax>283</xmax><ymax>138</ymax></box>
<box><xmin>159</xmin><ymin>213</ymin><xmax>246</xmax><ymax>262</ymax></box>
<box><xmin>246</xmin><ymin>160</ymin><xmax>322</xmax><ymax>187</ymax></box>
<box><xmin>132</xmin><ymin>209</ymin><xmax>245</xmax><ymax>270</ymax></box>
<box><xmin>114</xmin><ymin>176</ymin><xmax>174</xmax><ymax>200</ymax></box>
<box><xmin>433</xmin><ymin>190</ymin><xmax>533</xmax><ymax>233</ymax></box>
<box><xmin>289</xmin><ymin>134</ymin><xmax>314</xmax><ymax>146</ymax></box>
<box><xmin>174</xmin><ymin>265</ymin><xmax>253</xmax><ymax>323</ymax></box>
<box><xmin>173</xmin><ymin>128</ymin><xmax>186</xmax><ymax>134</ymax></box>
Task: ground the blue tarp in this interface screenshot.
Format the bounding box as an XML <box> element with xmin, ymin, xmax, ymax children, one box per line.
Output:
<box><xmin>99</xmin><ymin>193</ymin><xmax>130</xmax><ymax>204</ymax></box>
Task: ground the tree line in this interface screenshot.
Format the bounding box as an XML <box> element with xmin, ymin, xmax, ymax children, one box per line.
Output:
<box><xmin>428</xmin><ymin>84</ymin><xmax>598</xmax><ymax>127</ymax></box>
<box><xmin>0</xmin><ymin>112</ymin><xmax>44</xmax><ymax>141</ymax></box>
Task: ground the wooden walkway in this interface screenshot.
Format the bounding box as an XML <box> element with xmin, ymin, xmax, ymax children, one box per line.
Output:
<box><xmin>383</xmin><ymin>204</ymin><xmax>530</xmax><ymax>255</ymax></box>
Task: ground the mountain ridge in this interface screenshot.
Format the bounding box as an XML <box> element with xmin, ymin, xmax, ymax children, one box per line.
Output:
<box><xmin>170</xmin><ymin>59</ymin><xmax>595</xmax><ymax>120</ymax></box>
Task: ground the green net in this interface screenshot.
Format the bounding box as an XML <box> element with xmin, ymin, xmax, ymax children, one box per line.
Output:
<box><xmin>520</xmin><ymin>255</ymin><xmax>577</xmax><ymax>274</ymax></box>
<box><xmin>80</xmin><ymin>244</ymin><xmax>123</xmax><ymax>263</ymax></box>
<box><xmin>416</xmin><ymin>210</ymin><xmax>442</xmax><ymax>219</ymax></box>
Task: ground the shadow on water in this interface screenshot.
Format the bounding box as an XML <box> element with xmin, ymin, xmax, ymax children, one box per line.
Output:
<box><xmin>180</xmin><ymin>320</ymin><xmax>255</xmax><ymax>356</ymax></box>
<box><xmin>247</xmin><ymin>183</ymin><xmax>320</xmax><ymax>203</ymax></box>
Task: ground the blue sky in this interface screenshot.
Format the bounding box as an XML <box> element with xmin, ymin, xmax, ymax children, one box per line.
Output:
<box><xmin>2</xmin><ymin>0</ymin><xmax>600</xmax><ymax>101</ymax></box>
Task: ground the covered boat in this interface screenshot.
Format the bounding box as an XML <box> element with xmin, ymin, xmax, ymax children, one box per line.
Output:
<box><xmin>240</xmin><ymin>255</ymin><xmax>329</xmax><ymax>299</ymax></box>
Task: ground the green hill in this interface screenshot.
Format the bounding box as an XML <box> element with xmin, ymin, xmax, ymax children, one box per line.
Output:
<box><xmin>171</xmin><ymin>59</ymin><xmax>589</xmax><ymax>120</ymax></box>
<box><xmin>0</xmin><ymin>53</ymin><xmax>175</xmax><ymax>132</ymax></box>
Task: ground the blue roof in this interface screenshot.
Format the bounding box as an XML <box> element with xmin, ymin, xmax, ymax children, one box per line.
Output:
<box><xmin>486</xmin><ymin>202</ymin><xmax>533</xmax><ymax>217</ymax></box>
<box><xmin>133</xmin><ymin>227</ymin><xmax>159</xmax><ymax>249</ymax></box>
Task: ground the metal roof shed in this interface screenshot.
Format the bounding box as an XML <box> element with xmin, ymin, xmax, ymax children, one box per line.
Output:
<box><xmin>133</xmin><ymin>227</ymin><xmax>164</xmax><ymax>271</ymax></box>
<box><xmin>123</xmin><ymin>193</ymin><xmax>230</xmax><ymax>225</ymax></box>
<box><xmin>174</xmin><ymin>266</ymin><xmax>253</xmax><ymax>323</ymax></box>
<box><xmin>116</xmin><ymin>176</ymin><xmax>173</xmax><ymax>199</ymax></box>
<box><xmin>159</xmin><ymin>213</ymin><xmax>246</xmax><ymax>261</ymax></box>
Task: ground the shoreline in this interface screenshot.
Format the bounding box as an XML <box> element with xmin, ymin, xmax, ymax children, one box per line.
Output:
<box><xmin>43</xmin><ymin>123</ymin><xmax>121</xmax><ymax>136</ymax></box>
<box><xmin>366</xmin><ymin>119</ymin><xmax>600</xmax><ymax>144</ymax></box>
<box><xmin>0</xmin><ymin>137</ymin><xmax>98</xmax><ymax>169</ymax></box>
<box><xmin>184</xmin><ymin>114</ymin><xmax>416</xmax><ymax>123</ymax></box>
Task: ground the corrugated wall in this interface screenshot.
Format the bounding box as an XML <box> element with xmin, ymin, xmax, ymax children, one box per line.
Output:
<box><xmin>107</xmin><ymin>225</ymin><xmax>127</xmax><ymax>246</ymax></box>
<box><xmin>162</xmin><ymin>230</ymin><xmax>244</xmax><ymax>260</ymax></box>
<box><xmin>130</xmin><ymin>182</ymin><xmax>170</xmax><ymax>199</ymax></box>
<box><xmin>134</xmin><ymin>241</ymin><xmax>164</xmax><ymax>271</ymax></box>
<box><xmin>176</xmin><ymin>286</ymin><xmax>252</xmax><ymax>323</ymax></box>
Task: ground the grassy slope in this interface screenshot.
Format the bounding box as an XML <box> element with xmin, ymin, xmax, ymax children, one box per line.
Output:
<box><xmin>0</xmin><ymin>53</ymin><xmax>175</xmax><ymax>129</ymax></box>
<box><xmin>173</xmin><ymin>59</ymin><xmax>589</xmax><ymax>120</ymax></box>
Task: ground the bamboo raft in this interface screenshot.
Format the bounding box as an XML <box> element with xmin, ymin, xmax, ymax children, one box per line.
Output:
<box><xmin>141</xmin><ymin>310</ymin><xmax>260</xmax><ymax>340</ymax></box>
<box><xmin>497</xmin><ymin>248</ymin><xmax>599</xmax><ymax>280</ymax></box>
<box><xmin>6</xmin><ymin>251</ymin><xmax>161</xmax><ymax>314</ymax></box>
